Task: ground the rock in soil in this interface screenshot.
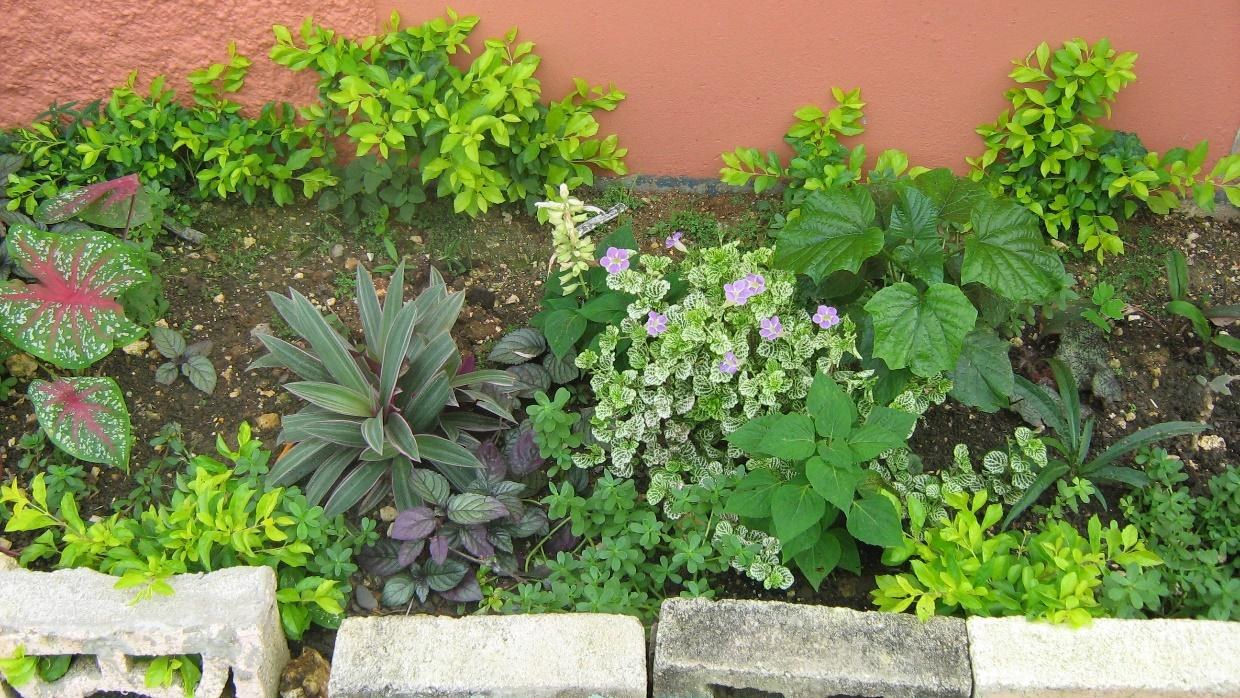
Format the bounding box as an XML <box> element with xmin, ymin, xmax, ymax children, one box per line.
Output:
<box><xmin>280</xmin><ymin>647</ymin><xmax>330</xmax><ymax>698</ymax></box>
<box><xmin>5</xmin><ymin>353</ymin><xmax>38</xmax><ymax>381</ymax></box>
<box><xmin>256</xmin><ymin>412</ymin><xmax>281</xmax><ymax>431</ymax></box>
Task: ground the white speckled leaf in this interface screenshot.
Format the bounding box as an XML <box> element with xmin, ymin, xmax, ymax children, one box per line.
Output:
<box><xmin>0</xmin><ymin>225</ymin><xmax>149</xmax><ymax>369</ymax></box>
<box><xmin>28</xmin><ymin>377</ymin><xmax>131</xmax><ymax>469</ymax></box>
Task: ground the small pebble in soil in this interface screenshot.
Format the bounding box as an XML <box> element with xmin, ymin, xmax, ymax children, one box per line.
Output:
<box><xmin>121</xmin><ymin>339</ymin><xmax>148</xmax><ymax>356</ymax></box>
<box><xmin>1199</xmin><ymin>435</ymin><xmax>1226</xmax><ymax>451</ymax></box>
<box><xmin>242</xmin><ymin>236</ymin><xmax>256</xmax><ymax>249</ymax></box>
<box><xmin>379</xmin><ymin>506</ymin><xmax>397</xmax><ymax>522</ymax></box>
<box><xmin>229</xmin><ymin>389</ymin><xmax>241</xmax><ymax>398</ymax></box>
<box><xmin>293</xmin><ymin>272</ymin><xmax>305</xmax><ymax>280</ymax></box>
<box><xmin>256</xmin><ymin>412</ymin><xmax>281</xmax><ymax>431</ymax></box>
<box><xmin>213</xmin><ymin>293</ymin><xmax>225</xmax><ymax>303</ymax></box>
<box><xmin>330</xmin><ymin>243</ymin><xmax>344</xmax><ymax>258</ymax></box>
<box><xmin>412</xmin><ymin>235</ymin><xmax>424</xmax><ymax>244</ymax></box>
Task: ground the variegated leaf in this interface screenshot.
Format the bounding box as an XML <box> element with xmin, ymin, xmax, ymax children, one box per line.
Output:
<box><xmin>0</xmin><ymin>225</ymin><xmax>149</xmax><ymax>368</ymax></box>
<box><xmin>28</xmin><ymin>377</ymin><xmax>131</xmax><ymax>469</ymax></box>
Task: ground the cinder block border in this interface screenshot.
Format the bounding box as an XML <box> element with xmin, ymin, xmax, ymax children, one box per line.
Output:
<box><xmin>0</xmin><ymin>566</ymin><xmax>288</xmax><ymax>698</ymax></box>
<box><xmin>328</xmin><ymin>614</ymin><xmax>648</xmax><ymax>697</ymax></box>
<box><xmin>967</xmin><ymin>615</ymin><xmax>1240</xmax><ymax>697</ymax></box>
<box><xmin>649</xmin><ymin>599</ymin><xmax>1240</xmax><ymax>698</ymax></box>
<box><xmin>652</xmin><ymin>598</ymin><xmax>972</xmax><ymax>697</ymax></box>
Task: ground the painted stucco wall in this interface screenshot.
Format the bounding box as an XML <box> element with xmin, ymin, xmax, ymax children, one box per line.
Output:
<box><xmin>0</xmin><ymin>1</ymin><xmax>377</xmax><ymax>126</ymax></box>
<box><xmin>3</xmin><ymin>1</ymin><xmax>1237</xmax><ymax>178</ymax></box>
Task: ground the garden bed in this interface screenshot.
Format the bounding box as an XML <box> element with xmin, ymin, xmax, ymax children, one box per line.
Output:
<box><xmin>2</xmin><ymin>192</ymin><xmax>1235</xmax><ymax>632</ymax></box>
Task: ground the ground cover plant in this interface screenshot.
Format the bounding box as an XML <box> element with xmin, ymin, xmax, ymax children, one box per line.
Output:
<box><xmin>0</xmin><ymin>16</ymin><xmax>1237</xmax><ymax>692</ymax></box>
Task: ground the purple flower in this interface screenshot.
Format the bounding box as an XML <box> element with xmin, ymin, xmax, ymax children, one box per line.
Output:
<box><xmin>759</xmin><ymin>315</ymin><xmax>783</xmax><ymax>341</ymax></box>
<box><xmin>600</xmin><ymin>247</ymin><xmax>632</xmax><ymax>274</ymax></box>
<box><xmin>645</xmin><ymin>311</ymin><xmax>669</xmax><ymax>337</ymax></box>
<box><xmin>665</xmin><ymin>231</ymin><xmax>687</xmax><ymax>252</ymax></box>
<box><xmin>719</xmin><ymin>351</ymin><xmax>741</xmax><ymax>375</ymax></box>
<box><xmin>724</xmin><ymin>280</ymin><xmax>749</xmax><ymax>305</ymax></box>
<box><xmin>745</xmin><ymin>273</ymin><xmax>766</xmax><ymax>296</ymax></box>
<box><xmin>812</xmin><ymin>305</ymin><xmax>841</xmax><ymax>329</ymax></box>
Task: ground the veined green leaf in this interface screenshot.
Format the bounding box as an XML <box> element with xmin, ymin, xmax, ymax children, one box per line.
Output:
<box><xmin>285</xmin><ymin>381</ymin><xmax>376</xmax><ymax>417</ymax></box>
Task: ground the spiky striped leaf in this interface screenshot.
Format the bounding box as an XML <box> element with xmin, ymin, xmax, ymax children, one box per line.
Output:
<box><xmin>0</xmin><ymin>225</ymin><xmax>149</xmax><ymax>368</ymax></box>
<box><xmin>29</xmin><ymin>377</ymin><xmax>130</xmax><ymax>469</ymax></box>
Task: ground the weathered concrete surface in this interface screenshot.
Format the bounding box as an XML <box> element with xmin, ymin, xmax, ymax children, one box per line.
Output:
<box><xmin>652</xmin><ymin>598</ymin><xmax>971</xmax><ymax>697</ymax></box>
<box><xmin>0</xmin><ymin>0</ymin><xmax>377</xmax><ymax>127</ymax></box>
<box><xmin>967</xmin><ymin>616</ymin><xmax>1240</xmax><ymax>697</ymax></box>
<box><xmin>329</xmin><ymin>614</ymin><xmax>647</xmax><ymax>697</ymax></box>
<box><xmin>0</xmin><ymin>566</ymin><xmax>288</xmax><ymax>697</ymax></box>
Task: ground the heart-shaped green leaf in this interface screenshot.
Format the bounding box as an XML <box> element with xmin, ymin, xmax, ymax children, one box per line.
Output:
<box><xmin>865</xmin><ymin>282</ymin><xmax>977</xmax><ymax>377</ymax></box>
<box><xmin>774</xmin><ymin>188</ymin><xmax>883</xmax><ymax>282</ymax></box>
<box><xmin>963</xmin><ymin>198</ymin><xmax>1064</xmax><ymax>301</ymax></box>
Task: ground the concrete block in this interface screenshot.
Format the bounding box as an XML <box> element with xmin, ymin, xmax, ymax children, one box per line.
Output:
<box><xmin>967</xmin><ymin>616</ymin><xmax>1240</xmax><ymax>697</ymax></box>
<box><xmin>328</xmin><ymin>614</ymin><xmax>647</xmax><ymax>697</ymax></box>
<box><xmin>0</xmin><ymin>566</ymin><xmax>289</xmax><ymax>697</ymax></box>
<box><xmin>652</xmin><ymin>598</ymin><xmax>971</xmax><ymax>697</ymax></box>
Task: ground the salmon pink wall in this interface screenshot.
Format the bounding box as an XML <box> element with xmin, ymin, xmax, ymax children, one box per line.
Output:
<box><xmin>0</xmin><ymin>1</ymin><xmax>377</xmax><ymax>126</ymax></box>
<box><xmin>378</xmin><ymin>0</ymin><xmax>1240</xmax><ymax>177</ymax></box>
<box><xmin>3</xmin><ymin>1</ymin><xmax>1237</xmax><ymax>178</ymax></box>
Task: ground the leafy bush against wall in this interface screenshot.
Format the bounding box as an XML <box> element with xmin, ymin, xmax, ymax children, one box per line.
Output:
<box><xmin>3</xmin><ymin>44</ymin><xmax>335</xmax><ymax>213</ymax></box>
<box><xmin>969</xmin><ymin>38</ymin><xmax>1240</xmax><ymax>260</ymax></box>
<box><xmin>720</xmin><ymin>87</ymin><xmax>921</xmax><ymax>225</ymax></box>
<box><xmin>270</xmin><ymin>10</ymin><xmax>627</xmax><ymax>228</ymax></box>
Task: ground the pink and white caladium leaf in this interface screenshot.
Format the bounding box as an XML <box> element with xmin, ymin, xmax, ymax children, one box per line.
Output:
<box><xmin>28</xmin><ymin>377</ymin><xmax>131</xmax><ymax>469</ymax></box>
<box><xmin>0</xmin><ymin>225</ymin><xmax>150</xmax><ymax>369</ymax></box>
<box><xmin>34</xmin><ymin>174</ymin><xmax>152</xmax><ymax>230</ymax></box>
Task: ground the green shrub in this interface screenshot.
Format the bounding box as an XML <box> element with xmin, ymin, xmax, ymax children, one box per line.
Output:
<box><xmin>4</xmin><ymin>44</ymin><xmax>334</xmax><ymax>214</ymax></box>
<box><xmin>969</xmin><ymin>38</ymin><xmax>1240</xmax><ymax>260</ymax></box>
<box><xmin>1114</xmin><ymin>449</ymin><xmax>1239</xmax><ymax>620</ymax></box>
<box><xmin>719</xmin><ymin>87</ymin><xmax>921</xmax><ymax>225</ymax></box>
<box><xmin>271</xmin><ymin>10</ymin><xmax>627</xmax><ymax>227</ymax></box>
<box><xmin>873</xmin><ymin>491</ymin><xmax>1161</xmax><ymax>625</ymax></box>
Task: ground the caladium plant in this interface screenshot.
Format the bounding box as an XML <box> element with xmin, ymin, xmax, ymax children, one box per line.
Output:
<box><xmin>0</xmin><ymin>225</ymin><xmax>150</xmax><ymax>369</ymax></box>
<box><xmin>35</xmin><ymin>174</ymin><xmax>152</xmax><ymax>237</ymax></box>
<box><xmin>27</xmin><ymin>376</ymin><xmax>131</xmax><ymax>469</ymax></box>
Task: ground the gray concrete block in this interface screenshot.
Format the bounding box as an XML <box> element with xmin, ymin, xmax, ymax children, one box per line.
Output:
<box><xmin>0</xmin><ymin>566</ymin><xmax>288</xmax><ymax>697</ymax></box>
<box><xmin>652</xmin><ymin>598</ymin><xmax>971</xmax><ymax>698</ymax></box>
<box><xmin>967</xmin><ymin>616</ymin><xmax>1240</xmax><ymax>697</ymax></box>
<box><xmin>329</xmin><ymin>614</ymin><xmax>647</xmax><ymax>697</ymax></box>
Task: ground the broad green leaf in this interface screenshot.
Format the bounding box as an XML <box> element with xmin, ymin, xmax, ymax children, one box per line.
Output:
<box><xmin>771</xmin><ymin>482</ymin><xmax>826</xmax><ymax>542</ymax></box>
<box><xmin>724</xmin><ymin>467</ymin><xmax>780</xmax><ymax>517</ymax></box>
<box><xmin>963</xmin><ymin>198</ymin><xmax>1062</xmax><ymax>301</ymax></box>
<box><xmin>725</xmin><ymin>413</ymin><xmax>783</xmax><ymax>457</ymax></box>
<box><xmin>29</xmin><ymin>377</ymin><xmax>130</xmax><ymax>469</ymax></box>
<box><xmin>806</xmin><ymin>373</ymin><xmax>855</xmax><ymax>441</ymax></box>
<box><xmin>0</xmin><ymin>225</ymin><xmax>150</xmax><ymax>369</ymax></box>
<box><xmin>757</xmin><ymin>413</ymin><xmax>816</xmax><ymax>461</ymax></box>
<box><xmin>410</xmin><ymin>468</ymin><xmax>451</xmax><ymax>507</ymax></box>
<box><xmin>183</xmin><ymin>355</ymin><xmax>217</xmax><ymax>394</ymax></box>
<box><xmin>806</xmin><ymin>449</ymin><xmax>864</xmax><ymax>510</ymax></box>
<box><xmin>846</xmin><ymin>493</ymin><xmax>903</xmax><ymax>548</ymax></box>
<box><xmin>911</xmin><ymin>168</ymin><xmax>986</xmax><ymax>225</ymax></box>
<box><xmin>774</xmin><ymin>188</ymin><xmax>883</xmax><ymax>282</ymax></box>
<box><xmin>794</xmin><ymin>529</ymin><xmax>842</xmax><ymax>590</ymax></box>
<box><xmin>848</xmin><ymin>407</ymin><xmax>917</xmax><ymax>460</ymax></box>
<box><xmin>865</xmin><ymin>282</ymin><xmax>977</xmax><ymax>377</ymax></box>
<box><xmin>948</xmin><ymin>330</ymin><xmax>1014</xmax><ymax>412</ymax></box>
<box><xmin>544</xmin><ymin>309</ymin><xmax>587</xmax><ymax>358</ymax></box>
<box><xmin>888</xmin><ymin>186</ymin><xmax>939</xmax><ymax>240</ymax></box>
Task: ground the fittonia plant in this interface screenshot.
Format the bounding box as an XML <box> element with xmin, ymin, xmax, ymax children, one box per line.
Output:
<box><xmin>27</xmin><ymin>377</ymin><xmax>131</xmax><ymax>469</ymax></box>
<box><xmin>0</xmin><ymin>225</ymin><xmax>149</xmax><ymax>369</ymax></box>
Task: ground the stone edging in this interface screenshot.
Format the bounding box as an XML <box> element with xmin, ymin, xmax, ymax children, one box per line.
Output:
<box><xmin>0</xmin><ymin>564</ymin><xmax>287</xmax><ymax>698</ymax></box>
<box><xmin>2</xmin><ymin>562</ymin><xmax>1238</xmax><ymax>698</ymax></box>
